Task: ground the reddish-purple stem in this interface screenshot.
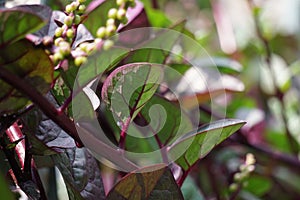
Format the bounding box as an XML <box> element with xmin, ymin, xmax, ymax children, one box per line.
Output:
<box><xmin>0</xmin><ymin>67</ymin><xmax>83</xmax><ymax>147</ymax></box>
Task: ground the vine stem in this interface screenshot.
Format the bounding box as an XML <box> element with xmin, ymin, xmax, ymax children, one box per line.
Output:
<box><xmin>0</xmin><ymin>67</ymin><xmax>83</xmax><ymax>147</ymax></box>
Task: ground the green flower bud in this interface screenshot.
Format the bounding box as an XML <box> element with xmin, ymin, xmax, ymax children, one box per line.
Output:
<box><xmin>74</xmin><ymin>14</ymin><xmax>81</xmax><ymax>25</ymax></box>
<box><xmin>78</xmin><ymin>5</ymin><xmax>86</xmax><ymax>14</ymax></box>
<box><xmin>96</xmin><ymin>27</ymin><xmax>106</xmax><ymax>39</ymax></box>
<box><xmin>65</xmin><ymin>4</ymin><xmax>73</xmax><ymax>14</ymax></box>
<box><xmin>79</xmin><ymin>0</ymin><xmax>86</xmax><ymax>3</ymax></box>
<box><xmin>58</xmin><ymin>41</ymin><xmax>71</xmax><ymax>55</ymax></box>
<box><xmin>106</xmin><ymin>18</ymin><xmax>115</xmax><ymax>26</ymax></box>
<box><xmin>105</xmin><ymin>25</ymin><xmax>116</xmax><ymax>37</ymax></box>
<box><xmin>229</xmin><ymin>183</ymin><xmax>238</xmax><ymax>192</ymax></box>
<box><xmin>116</xmin><ymin>0</ymin><xmax>125</xmax><ymax>6</ymax></box>
<box><xmin>53</xmin><ymin>52</ymin><xmax>64</xmax><ymax>63</ymax></box>
<box><xmin>70</xmin><ymin>1</ymin><xmax>79</xmax><ymax>10</ymax></box>
<box><xmin>74</xmin><ymin>56</ymin><xmax>87</xmax><ymax>66</ymax></box>
<box><xmin>55</xmin><ymin>27</ymin><xmax>63</xmax><ymax>37</ymax></box>
<box><xmin>64</xmin><ymin>16</ymin><xmax>74</xmax><ymax>27</ymax></box>
<box><xmin>117</xmin><ymin>8</ymin><xmax>126</xmax><ymax>20</ymax></box>
<box><xmin>103</xmin><ymin>40</ymin><xmax>114</xmax><ymax>50</ymax></box>
<box><xmin>108</xmin><ymin>8</ymin><xmax>118</xmax><ymax>19</ymax></box>
<box><xmin>54</xmin><ymin>37</ymin><xmax>64</xmax><ymax>46</ymax></box>
<box><xmin>66</xmin><ymin>29</ymin><xmax>74</xmax><ymax>38</ymax></box>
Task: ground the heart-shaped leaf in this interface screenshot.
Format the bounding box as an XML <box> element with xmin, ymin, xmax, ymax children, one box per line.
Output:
<box><xmin>102</xmin><ymin>63</ymin><xmax>163</xmax><ymax>124</ymax></box>
<box><xmin>168</xmin><ymin>119</ymin><xmax>246</xmax><ymax>170</ymax></box>
<box><xmin>0</xmin><ymin>39</ymin><xmax>53</xmax><ymax>115</ymax></box>
<box><xmin>106</xmin><ymin>164</ymin><xmax>184</xmax><ymax>200</ymax></box>
<box><xmin>0</xmin><ymin>8</ymin><xmax>45</xmax><ymax>46</ymax></box>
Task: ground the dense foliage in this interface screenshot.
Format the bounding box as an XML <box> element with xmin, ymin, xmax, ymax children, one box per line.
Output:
<box><xmin>0</xmin><ymin>0</ymin><xmax>300</xmax><ymax>199</ymax></box>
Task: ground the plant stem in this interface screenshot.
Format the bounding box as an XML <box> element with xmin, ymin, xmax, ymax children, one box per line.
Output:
<box><xmin>0</xmin><ymin>67</ymin><xmax>83</xmax><ymax>147</ymax></box>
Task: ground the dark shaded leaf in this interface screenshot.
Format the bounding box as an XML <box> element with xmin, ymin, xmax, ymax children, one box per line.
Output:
<box><xmin>0</xmin><ymin>8</ymin><xmax>45</xmax><ymax>46</ymax></box>
<box><xmin>0</xmin><ymin>39</ymin><xmax>53</xmax><ymax>114</ymax></box>
<box><xmin>107</xmin><ymin>164</ymin><xmax>184</xmax><ymax>200</ymax></box>
<box><xmin>168</xmin><ymin>119</ymin><xmax>245</xmax><ymax>170</ymax></box>
<box><xmin>102</xmin><ymin>63</ymin><xmax>163</xmax><ymax>124</ymax></box>
<box><xmin>52</xmin><ymin>147</ymin><xmax>106</xmax><ymax>200</ymax></box>
<box><xmin>21</xmin><ymin>94</ymin><xmax>76</xmax><ymax>155</ymax></box>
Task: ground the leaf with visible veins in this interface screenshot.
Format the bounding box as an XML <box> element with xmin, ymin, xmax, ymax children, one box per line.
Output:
<box><xmin>107</xmin><ymin>164</ymin><xmax>184</xmax><ymax>200</ymax></box>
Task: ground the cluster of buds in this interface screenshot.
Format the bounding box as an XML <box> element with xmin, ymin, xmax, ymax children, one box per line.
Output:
<box><xmin>95</xmin><ymin>0</ymin><xmax>136</xmax><ymax>50</ymax></box>
<box><xmin>50</xmin><ymin>0</ymin><xmax>87</xmax><ymax>65</ymax></box>
<box><xmin>229</xmin><ymin>153</ymin><xmax>256</xmax><ymax>192</ymax></box>
<box><xmin>51</xmin><ymin>0</ymin><xmax>136</xmax><ymax>67</ymax></box>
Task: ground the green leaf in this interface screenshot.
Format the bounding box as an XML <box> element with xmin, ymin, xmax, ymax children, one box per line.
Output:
<box><xmin>75</xmin><ymin>47</ymin><xmax>129</xmax><ymax>90</ymax></box>
<box><xmin>0</xmin><ymin>39</ymin><xmax>53</xmax><ymax>115</ymax></box>
<box><xmin>124</xmin><ymin>95</ymin><xmax>193</xmax><ymax>153</ymax></box>
<box><xmin>123</xmin><ymin>21</ymin><xmax>186</xmax><ymax>64</ymax></box>
<box><xmin>21</xmin><ymin>106</ymin><xmax>76</xmax><ymax>155</ymax></box>
<box><xmin>107</xmin><ymin>164</ymin><xmax>184</xmax><ymax>200</ymax></box>
<box><xmin>168</xmin><ymin>119</ymin><xmax>245</xmax><ymax>170</ymax></box>
<box><xmin>0</xmin><ymin>9</ymin><xmax>45</xmax><ymax>46</ymax></box>
<box><xmin>102</xmin><ymin>63</ymin><xmax>163</xmax><ymax>124</ymax></box>
<box><xmin>52</xmin><ymin>147</ymin><xmax>106</xmax><ymax>200</ymax></box>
